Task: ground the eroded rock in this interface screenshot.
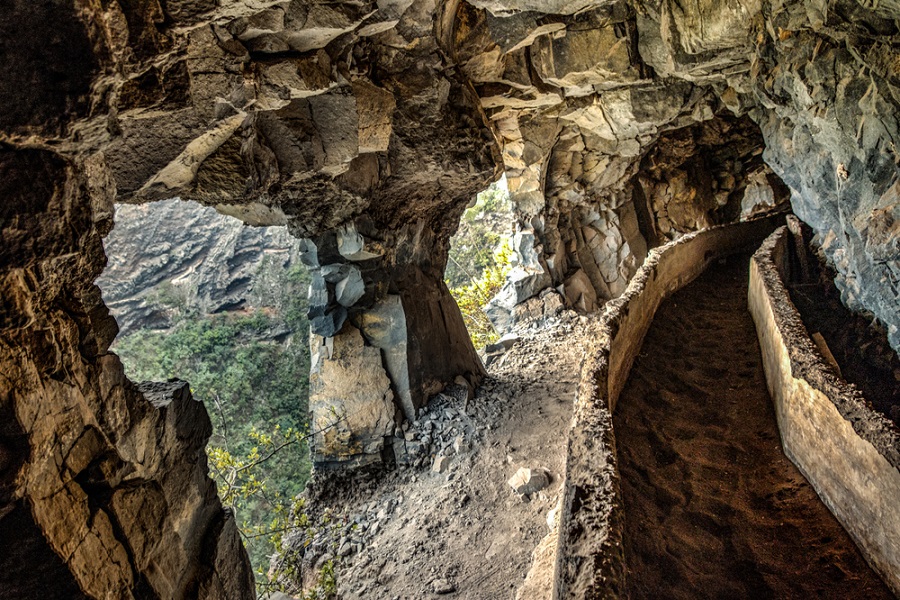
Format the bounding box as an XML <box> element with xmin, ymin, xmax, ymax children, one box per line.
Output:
<box><xmin>309</xmin><ymin>325</ymin><xmax>396</xmax><ymax>465</ymax></box>
<box><xmin>0</xmin><ymin>149</ymin><xmax>254</xmax><ymax>598</ymax></box>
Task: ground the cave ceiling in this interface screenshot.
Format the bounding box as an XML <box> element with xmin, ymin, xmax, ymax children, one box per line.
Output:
<box><xmin>3</xmin><ymin>0</ymin><xmax>897</xmax><ymax>347</ymax></box>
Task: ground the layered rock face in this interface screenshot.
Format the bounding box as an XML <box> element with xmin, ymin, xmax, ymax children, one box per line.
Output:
<box><xmin>98</xmin><ymin>199</ymin><xmax>301</xmax><ymax>336</ymax></box>
<box><xmin>1</xmin><ymin>0</ymin><xmax>898</xmax><ymax>595</ymax></box>
<box><xmin>747</xmin><ymin>1</ymin><xmax>900</xmax><ymax>350</ymax></box>
<box><xmin>452</xmin><ymin>0</ymin><xmax>897</xmax><ymax>348</ymax></box>
<box><xmin>454</xmin><ymin>3</ymin><xmax>797</xmax><ymax>331</ymax></box>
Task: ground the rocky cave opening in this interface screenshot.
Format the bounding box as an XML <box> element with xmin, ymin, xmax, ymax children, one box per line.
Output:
<box><xmin>95</xmin><ymin>198</ymin><xmax>314</xmax><ymax>582</ymax></box>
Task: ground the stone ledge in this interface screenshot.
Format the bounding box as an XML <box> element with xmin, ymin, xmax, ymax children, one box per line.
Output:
<box><xmin>748</xmin><ymin>226</ymin><xmax>900</xmax><ymax>595</ymax></box>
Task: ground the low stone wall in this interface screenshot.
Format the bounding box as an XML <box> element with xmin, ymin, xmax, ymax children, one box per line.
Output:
<box><xmin>552</xmin><ymin>215</ymin><xmax>782</xmax><ymax>599</ymax></box>
<box><xmin>748</xmin><ymin>227</ymin><xmax>900</xmax><ymax>595</ymax></box>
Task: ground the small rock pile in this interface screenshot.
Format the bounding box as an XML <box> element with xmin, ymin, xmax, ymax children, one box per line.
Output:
<box><xmin>390</xmin><ymin>382</ymin><xmax>478</xmax><ymax>472</ymax></box>
<box><xmin>272</xmin><ymin>318</ymin><xmax>591</xmax><ymax>598</ymax></box>
<box><xmin>275</xmin><ymin>493</ymin><xmax>407</xmax><ymax>594</ymax></box>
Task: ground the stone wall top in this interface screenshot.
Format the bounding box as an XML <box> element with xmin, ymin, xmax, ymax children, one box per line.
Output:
<box><xmin>751</xmin><ymin>227</ymin><xmax>900</xmax><ymax>471</ymax></box>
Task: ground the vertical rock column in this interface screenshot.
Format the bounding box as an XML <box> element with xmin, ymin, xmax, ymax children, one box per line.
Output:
<box><xmin>0</xmin><ymin>148</ymin><xmax>254</xmax><ymax>599</ymax></box>
<box><xmin>302</xmin><ymin>220</ymin><xmax>486</xmax><ymax>468</ymax></box>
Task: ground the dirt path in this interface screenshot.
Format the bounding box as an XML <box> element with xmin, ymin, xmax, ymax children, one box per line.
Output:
<box><xmin>290</xmin><ymin>314</ymin><xmax>593</xmax><ymax>600</ymax></box>
<box><xmin>614</xmin><ymin>254</ymin><xmax>893</xmax><ymax>599</ymax></box>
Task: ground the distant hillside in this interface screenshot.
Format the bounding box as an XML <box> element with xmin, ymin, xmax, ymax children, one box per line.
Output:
<box><xmin>99</xmin><ymin>198</ymin><xmax>300</xmax><ymax>336</ymax></box>
<box><xmin>98</xmin><ymin>199</ymin><xmax>312</xmax><ymax>583</ymax></box>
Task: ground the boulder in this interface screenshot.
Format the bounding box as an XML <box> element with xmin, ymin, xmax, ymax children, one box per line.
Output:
<box><xmin>309</xmin><ymin>325</ymin><xmax>397</xmax><ymax>464</ymax></box>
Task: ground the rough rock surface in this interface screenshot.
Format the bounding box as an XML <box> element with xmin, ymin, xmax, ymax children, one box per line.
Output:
<box><xmin>274</xmin><ymin>311</ymin><xmax>595</xmax><ymax>599</ymax></box>
<box><xmin>4</xmin><ymin>0</ymin><xmax>501</xmax><ymax>466</ymax></box>
<box><xmin>452</xmin><ymin>0</ymin><xmax>898</xmax><ymax>348</ymax></box>
<box><xmin>2</xmin><ymin>0</ymin><xmax>900</xmax><ymax>595</ymax></box>
<box><xmin>309</xmin><ymin>325</ymin><xmax>397</xmax><ymax>465</ymax></box>
<box><xmin>4</xmin><ymin>0</ymin><xmax>896</xmax><ymax>470</ymax></box>
<box><xmin>0</xmin><ymin>150</ymin><xmax>254</xmax><ymax>598</ymax></box>
<box><xmin>508</xmin><ymin>467</ymin><xmax>551</xmax><ymax>495</ymax></box>
<box><xmin>98</xmin><ymin>199</ymin><xmax>301</xmax><ymax>335</ymax></box>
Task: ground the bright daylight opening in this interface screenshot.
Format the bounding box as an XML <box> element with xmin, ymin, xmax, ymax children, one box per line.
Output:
<box><xmin>445</xmin><ymin>175</ymin><xmax>514</xmax><ymax>350</ymax></box>
<box><xmin>98</xmin><ymin>199</ymin><xmax>313</xmax><ymax>587</ymax></box>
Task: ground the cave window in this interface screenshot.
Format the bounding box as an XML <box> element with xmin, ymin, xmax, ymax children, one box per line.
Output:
<box><xmin>445</xmin><ymin>175</ymin><xmax>514</xmax><ymax>350</ymax></box>
<box><xmin>97</xmin><ymin>198</ymin><xmax>312</xmax><ymax>583</ymax></box>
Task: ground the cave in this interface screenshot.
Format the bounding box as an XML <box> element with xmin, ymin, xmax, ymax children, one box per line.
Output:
<box><xmin>1</xmin><ymin>0</ymin><xmax>898</xmax><ymax>598</ymax></box>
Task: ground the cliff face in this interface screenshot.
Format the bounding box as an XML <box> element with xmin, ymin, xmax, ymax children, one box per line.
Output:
<box><xmin>98</xmin><ymin>199</ymin><xmax>300</xmax><ymax>336</ymax></box>
<box><xmin>1</xmin><ymin>0</ymin><xmax>898</xmax><ymax>596</ymax></box>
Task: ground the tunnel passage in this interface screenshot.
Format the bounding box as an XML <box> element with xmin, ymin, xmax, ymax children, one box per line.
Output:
<box><xmin>614</xmin><ymin>253</ymin><xmax>892</xmax><ymax>599</ymax></box>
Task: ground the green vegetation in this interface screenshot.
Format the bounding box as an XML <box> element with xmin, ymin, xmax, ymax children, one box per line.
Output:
<box><xmin>447</xmin><ymin>179</ymin><xmax>514</xmax><ymax>348</ymax></box>
<box><xmin>113</xmin><ymin>261</ymin><xmax>313</xmax><ymax>590</ymax></box>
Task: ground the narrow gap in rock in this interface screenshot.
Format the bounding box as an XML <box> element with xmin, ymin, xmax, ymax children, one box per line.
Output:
<box><xmin>614</xmin><ymin>253</ymin><xmax>893</xmax><ymax>599</ymax></box>
<box><xmin>445</xmin><ymin>175</ymin><xmax>515</xmax><ymax>352</ymax></box>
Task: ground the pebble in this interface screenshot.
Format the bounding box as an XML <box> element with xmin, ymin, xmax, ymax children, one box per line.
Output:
<box><xmin>433</xmin><ymin>455</ymin><xmax>450</xmax><ymax>473</ymax></box>
<box><xmin>431</xmin><ymin>578</ymin><xmax>456</xmax><ymax>594</ymax></box>
<box><xmin>507</xmin><ymin>467</ymin><xmax>550</xmax><ymax>495</ymax></box>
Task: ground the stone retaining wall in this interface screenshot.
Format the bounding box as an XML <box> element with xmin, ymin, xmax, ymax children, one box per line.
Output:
<box><xmin>748</xmin><ymin>226</ymin><xmax>900</xmax><ymax>595</ymax></box>
<box><xmin>552</xmin><ymin>215</ymin><xmax>782</xmax><ymax>599</ymax></box>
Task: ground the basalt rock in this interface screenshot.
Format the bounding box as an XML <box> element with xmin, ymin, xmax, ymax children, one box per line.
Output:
<box><xmin>453</xmin><ymin>0</ymin><xmax>896</xmax><ymax>349</ymax></box>
<box><xmin>97</xmin><ymin>199</ymin><xmax>301</xmax><ymax>336</ymax></box>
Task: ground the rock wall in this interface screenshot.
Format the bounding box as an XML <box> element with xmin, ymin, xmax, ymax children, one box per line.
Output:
<box><xmin>450</xmin><ymin>0</ymin><xmax>897</xmax><ymax>349</ymax></box>
<box><xmin>454</xmin><ymin>1</ymin><xmax>794</xmax><ymax>333</ymax></box>
<box><xmin>5</xmin><ymin>0</ymin><xmax>501</xmax><ymax>468</ymax></box>
<box><xmin>0</xmin><ymin>148</ymin><xmax>254</xmax><ymax>599</ymax></box>
<box><xmin>80</xmin><ymin>0</ymin><xmax>499</xmax><ymax>466</ymax></box>
<box><xmin>2</xmin><ymin>0</ymin><xmax>899</xmax><ymax>594</ymax></box>
<box><xmin>747</xmin><ymin>4</ymin><xmax>900</xmax><ymax>350</ymax></box>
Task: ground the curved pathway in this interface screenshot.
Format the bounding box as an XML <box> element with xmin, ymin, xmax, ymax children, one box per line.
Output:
<box><xmin>614</xmin><ymin>253</ymin><xmax>892</xmax><ymax>599</ymax></box>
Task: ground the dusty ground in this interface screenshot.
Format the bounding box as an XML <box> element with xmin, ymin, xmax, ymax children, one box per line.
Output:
<box><xmin>283</xmin><ymin>313</ymin><xmax>591</xmax><ymax>600</ymax></box>
<box><xmin>614</xmin><ymin>254</ymin><xmax>893</xmax><ymax>599</ymax></box>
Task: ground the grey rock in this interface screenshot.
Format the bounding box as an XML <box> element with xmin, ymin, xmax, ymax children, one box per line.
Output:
<box><xmin>431</xmin><ymin>578</ymin><xmax>457</xmax><ymax>594</ymax></box>
<box><xmin>309</xmin><ymin>307</ymin><xmax>348</xmax><ymax>338</ymax></box>
<box><xmin>337</xmin><ymin>222</ymin><xmax>381</xmax><ymax>261</ymax></box>
<box><xmin>334</xmin><ymin>265</ymin><xmax>365</xmax><ymax>307</ymax></box>
<box><xmin>355</xmin><ymin>295</ymin><xmax>415</xmax><ymax>420</ymax></box>
<box><xmin>98</xmin><ymin>199</ymin><xmax>301</xmax><ymax>336</ymax></box>
<box><xmin>508</xmin><ymin>468</ymin><xmax>550</xmax><ymax>495</ymax></box>
<box><xmin>136</xmin><ymin>379</ymin><xmax>191</xmax><ymax>409</ymax></box>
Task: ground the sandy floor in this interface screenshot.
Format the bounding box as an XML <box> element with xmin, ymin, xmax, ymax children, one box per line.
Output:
<box><xmin>614</xmin><ymin>254</ymin><xmax>893</xmax><ymax>599</ymax></box>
